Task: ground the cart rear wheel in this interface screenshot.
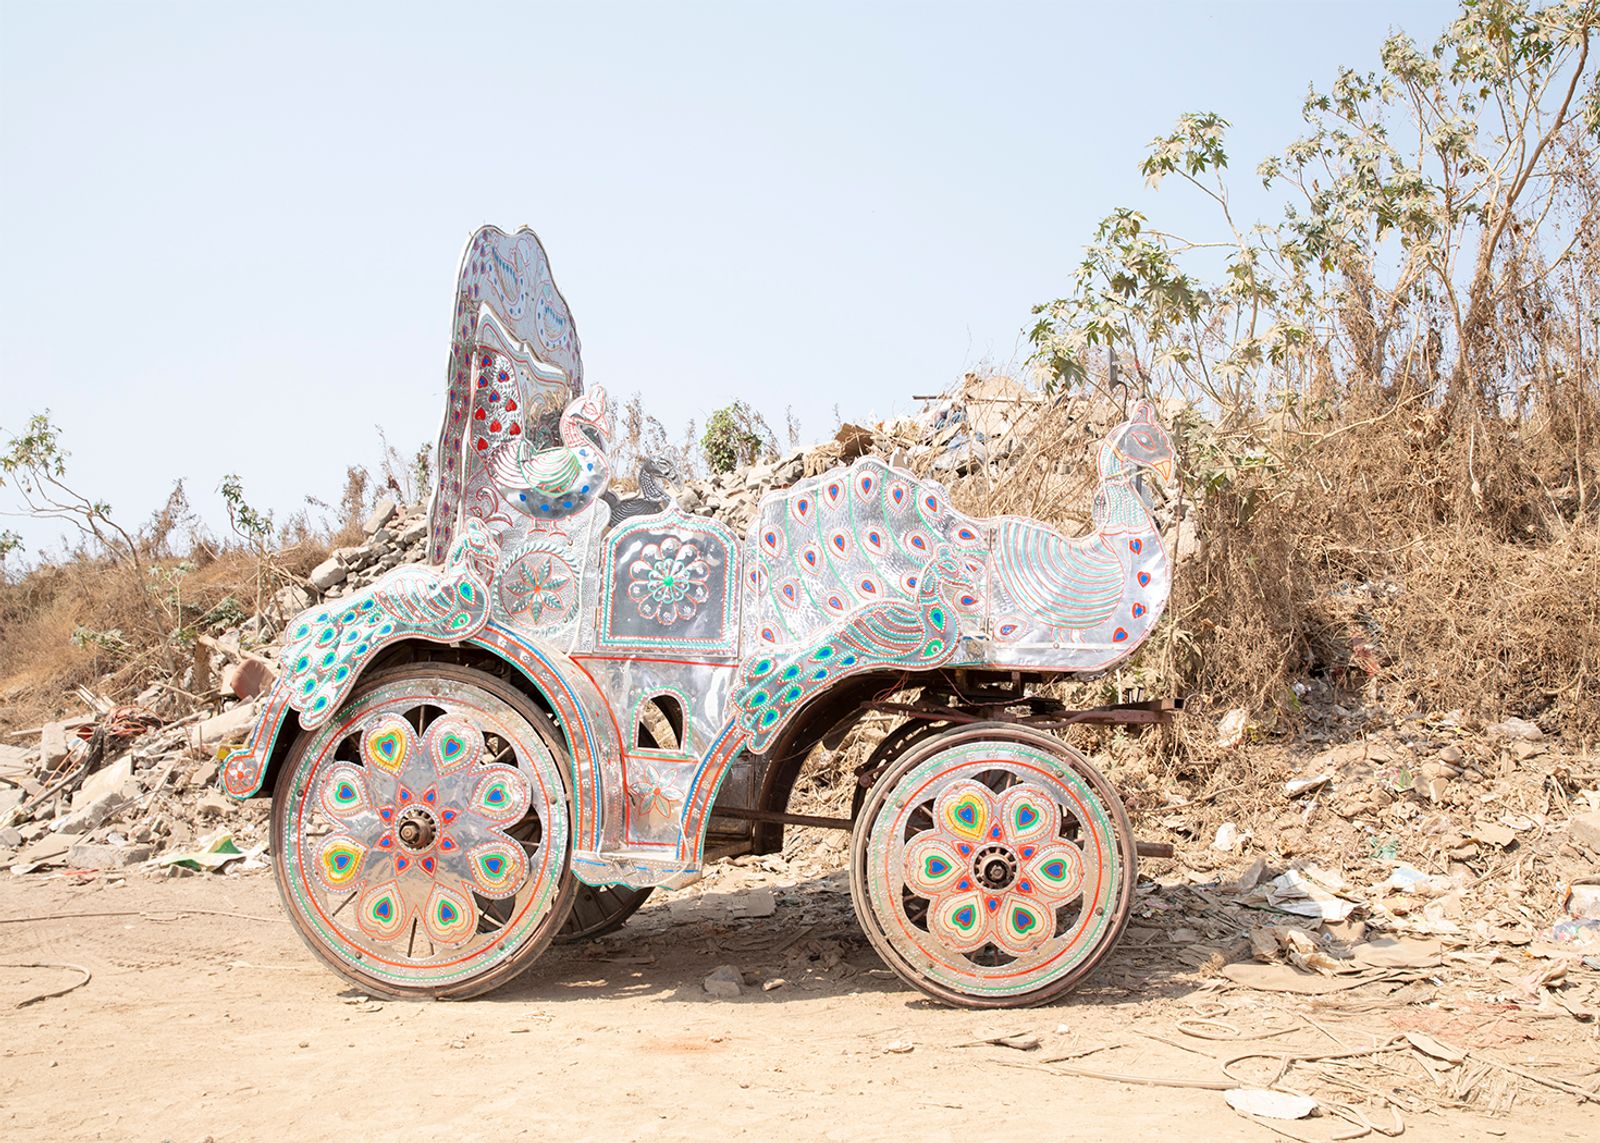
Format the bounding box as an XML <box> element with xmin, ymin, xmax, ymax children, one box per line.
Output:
<box><xmin>271</xmin><ymin>663</ymin><xmax>577</xmax><ymax>999</ymax></box>
<box><xmin>850</xmin><ymin>723</ymin><xmax>1136</xmax><ymax>1008</ymax></box>
<box><xmin>557</xmin><ymin>883</ymin><xmax>654</xmax><ymax>942</ymax></box>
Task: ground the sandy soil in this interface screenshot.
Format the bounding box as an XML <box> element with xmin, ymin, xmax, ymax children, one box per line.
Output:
<box><xmin>1</xmin><ymin>853</ymin><xmax>1595</xmax><ymax>1143</ymax></box>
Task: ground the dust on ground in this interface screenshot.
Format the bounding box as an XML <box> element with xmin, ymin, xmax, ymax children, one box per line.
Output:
<box><xmin>3</xmin><ymin>832</ymin><xmax>1596</xmax><ymax>1143</ymax></box>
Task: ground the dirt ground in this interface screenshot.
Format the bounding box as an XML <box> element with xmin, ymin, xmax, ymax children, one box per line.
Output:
<box><xmin>2</xmin><ymin>842</ymin><xmax>1596</xmax><ymax>1143</ymax></box>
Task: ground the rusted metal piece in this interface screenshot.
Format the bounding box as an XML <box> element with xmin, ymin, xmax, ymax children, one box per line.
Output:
<box><xmin>1135</xmin><ymin>840</ymin><xmax>1175</xmax><ymax>859</ymax></box>
<box><xmin>866</xmin><ymin>696</ymin><xmax>1183</xmax><ymax>731</ymax></box>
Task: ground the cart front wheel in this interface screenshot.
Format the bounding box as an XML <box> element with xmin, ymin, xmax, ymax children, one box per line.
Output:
<box><xmin>850</xmin><ymin>723</ymin><xmax>1136</xmax><ymax>1008</ymax></box>
<box><xmin>272</xmin><ymin>663</ymin><xmax>576</xmax><ymax>999</ymax></box>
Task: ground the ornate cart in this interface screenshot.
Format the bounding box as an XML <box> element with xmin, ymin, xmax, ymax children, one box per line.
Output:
<box><xmin>223</xmin><ymin>226</ymin><xmax>1179</xmax><ymax>1008</ymax></box>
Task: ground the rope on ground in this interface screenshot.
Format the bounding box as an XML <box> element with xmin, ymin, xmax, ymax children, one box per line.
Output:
<box><xmin>3</xmin><ymin>961</ymin><xmax>92</xmax><ymax>1008</ymax></box>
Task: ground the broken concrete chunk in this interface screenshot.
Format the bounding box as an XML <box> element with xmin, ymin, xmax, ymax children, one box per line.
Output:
<box><xmin>39</xmin><ymin>721</ymin><xmax>73</xmax><ymax>771</ymax></box>
<box><xmin>728</xmin><ymin>887</ymin><xmax>776</xmax><ymax>918</ymax></box>
<box><xmin>66</xmin><ymin>841</ymin><xmax>152</xmax><ymax>869</ymax></box>
<box><xmin>309</xmin><ymin>557</ymin><xmax>348</xmax><ymax>591</ymax></box>
<box><xmin>274</xmin><ymin>584</ymin><xmax>313</xmax><ymax>615</ymax></box>
<box><xmin>1568</xmin><ymin>813</ymin><xmax>1600</xmax><ymax>853</ymax></box>
<box><xmin>363</xmin><ymin>496</ymin><xmax>398</xmax><ymax>536</ymax></box>
<box><xmin>73</xmin><ymin>755</ymin><xmax>135</xmax><ymax>810</ymax></box>
<box><xmin>190</xmin><ymin>702</ymin><xmax>260</xmax><ymax>748</ymax></box>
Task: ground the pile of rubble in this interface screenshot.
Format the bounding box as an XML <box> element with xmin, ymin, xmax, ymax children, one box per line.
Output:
<box><xmin>0</xmin><ymin>496</ymin><xmax>437</xmax><ymax>878</ymax></box>
<box><xmin>679</xmin><ymin>372</ymin><xmax>1060</xmax><ymax>532</ymax></box>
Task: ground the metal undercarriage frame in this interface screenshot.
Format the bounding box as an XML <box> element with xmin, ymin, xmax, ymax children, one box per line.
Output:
<box><xmin>703</xmin><ymin>670</ymin><xmax>1180</xmax><ymax>861</ymax></box>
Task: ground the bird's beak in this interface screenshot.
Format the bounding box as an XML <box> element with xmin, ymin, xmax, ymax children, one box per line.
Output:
<box><xmin>1153</xmin><ymin>458</ymin><xmax>1174</xmax><ymax>483</ymax></box>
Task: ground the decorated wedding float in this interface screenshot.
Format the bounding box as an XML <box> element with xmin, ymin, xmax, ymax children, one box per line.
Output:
<box><xmin>223</xmin><ymin>226</ymin><xmax>1180</xmax><ymax>1008</ymax></box>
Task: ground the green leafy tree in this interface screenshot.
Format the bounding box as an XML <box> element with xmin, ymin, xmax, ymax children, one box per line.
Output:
<box><xmin>700</xmin><ymin>401</ymin><xmax>776</xmax><ymax>474</ymax></box>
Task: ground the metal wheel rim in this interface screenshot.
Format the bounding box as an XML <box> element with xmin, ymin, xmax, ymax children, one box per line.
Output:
<box><xmin>557</xmin><ymin>883</ymin><xmax>654</xmax><ymax>943</ymax></box>
<box><xmin>275</xmin><ymin>673</ymin><xmax>571</xmax><ymax>993</ymax></box>
<box><xmin>858</xmin><ymin>726</ymin><xmax>1132</xmax><ymax>1003</ymax></box>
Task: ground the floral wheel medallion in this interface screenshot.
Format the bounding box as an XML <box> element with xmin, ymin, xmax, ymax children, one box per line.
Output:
<box><xmin>853</xmin><ymin>728</ymin><xmax>1135</xmax><ymax>1007</ymax></box>
<box><xmin>274</xmin><ymin>667</ymin><xmax>573</xmax><ymax>997</ymax></box>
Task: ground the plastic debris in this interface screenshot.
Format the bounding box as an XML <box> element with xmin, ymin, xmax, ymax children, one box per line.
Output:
<box><xmin>155</xmin><ymin>828</ymin><xmax>259</xmax><ymax>873</ymax></box>
<box><xmin>1224</xmin><ymin>1089</ymin><xmax>1318</xmax><ymax>1120</ymax></box>
<box><xmin>1261</xmin><ymin>867</ymin><xmax>1357</xmax><ymax>921</ymax></box>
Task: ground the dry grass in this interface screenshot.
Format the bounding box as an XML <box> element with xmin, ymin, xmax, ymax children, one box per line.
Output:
<box><xmin>922</xmin><ymin>379</ymin><xmax>1600</xmax><ymax>751</ymax></box>
<box><xmin>0</xmin><ymin>539</ymin><xmax>330</xmax><ymax>734</ymax></box>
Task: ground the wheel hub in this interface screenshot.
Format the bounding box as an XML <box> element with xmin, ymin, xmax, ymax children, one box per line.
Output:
<box><xmin>395</xmin><ymin>806</ymin><xmax>439</xmax><ymax>851</ymax></box>
<box><xmin>973</xmin><ymin>844</ymin><xmax>1018</xmax><ymax>890</ymax></box>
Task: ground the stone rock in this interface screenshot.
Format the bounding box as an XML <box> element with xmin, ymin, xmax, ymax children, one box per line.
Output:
<box><xmin>39</xmin><ymin>721</ymin><xmax>73</xmax><ymax>771</ymax></box>
<box><xmin>728</xmin><ymin>888</ymin><xmax>776</xmax><ymax>918</ymax></box>
<box><xmin>190</xmin><ymin>702</ymin><xmax>260</xmax><ymax>748</ymax></box>
<box><xmin>334</xmin><ymin>545</ymin><xmax>377</xmax><ymax>571</ymax></box>
<box><xmin>0</xmin><ymin>825</ymin><xmax>21</xmax><ymax>848</ymax></box>
<box><xmin>195</xmin><ymin>789</ymin><xmax>232</xmax><ymax>819</ymax></box>
<box><xmin>274</xmin><ymin>584</ymin><xmax>312</xmax><ymax>615</ymax></box>
<box><xmin>703</xmin><ymin>964</ymin><xmax>744</xmax><ymax>998</ymax></box>
<box><xmin>309</xmin><ymin>557</ymin><xmax>348</xmax><ymax>591</ymax></box>
<box><xmin>55</xmin><ymin>784</ymin><xmax>131</xmax><ymax>834</ymax></box>
<box><xmin>1488</xmin><ymin>717</ymin><xmax>1543</xmax><ymax>741</ymax></box>
<box><xmin>15</xmin><ymin>833</ymin><xmax>77</xmax><ymax>868</ymax></box>
<box><xmin>66</xmin><ymin>842</ymin><xmax>152</xmax><ymax>869</ymax></box>
<box><xmin>1569</xmin><ymin>813</ymin><xmax>1600</xmax><ymax>853</ymax></box>
<box><xmin>396</xmin><ymin>516</ymin><xmax>429</xmax><ymax>545</ymax></box>
<box><xmin>773</xmin><ymin>450</ymin><xmax>805</xmax><ymax>485</ymax></box>
<box><xmin>73</xmin><ymin>755</ymin><xmax>135</xmax><ymax>811</ymax></box>
<box><xmin>221</xmin><ymin>655</ymin><xmax>278</xmax><ymax>700</ymax></box>
<box><xmin>363</xmin><ymin>496</ymin><xmax>399</xmax><ymax>536</ymax></box>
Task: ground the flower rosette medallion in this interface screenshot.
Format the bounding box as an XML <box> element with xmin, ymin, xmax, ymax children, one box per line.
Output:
<box><xmin>853</xmin><ymin>728</ymin><xmax>1136</xmax><ymax>1008</ymax></box>
<box><xmin>274</xmin><ymin>666</ymin><xmax>573</xmax><ymax>998</ymax></box>
<box><xmin>313</xmin><ymin>713</ymin><xmax>533</xmax><ymax>945</ymax></box>
<box><xmin>627</xmin><ymin>536</ymin><xmax>710</xmax><ymax>625</ymax></box>
<box><xmin>905</xmin><ymin>781</ymin><xmax>1086</xmax><ymax>956</ymax></box>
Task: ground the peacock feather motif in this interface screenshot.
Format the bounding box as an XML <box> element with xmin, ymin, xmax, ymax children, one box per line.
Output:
<box><xmin>734</xmin><ymin>549</ymin><xmax>977</xmax><ymax>751</ymax></box>
<box><xmin>739</xmin><ymin>400</ymin><xmax>1178</xmax><ymax>736</ymax></box>
<box><xmin>429</xmin><ymin>226</ymin><xmax>583</xmax><ymax>563</ymax></box>
<box><xmin>278</xmin><ymin>519</ymin><xmax>501</xmax><ymax>728</ymax></box>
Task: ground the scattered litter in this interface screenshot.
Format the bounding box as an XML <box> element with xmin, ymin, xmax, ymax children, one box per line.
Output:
<box><xmin>1284</xmin><ymin>773</ymin><xmax>1332</xmax><ymax>798</ymax></box>
<box><xmin>156</xmin><ymin>828</ymin><xmax>263</xmax><ymax>873</ymax></box>
<box><xmin>1260</xmin><ymin>867</ymin><xmax>1357</xmax><ymax>921</ymax></box>
<box><xmin>1403</xmin><ymin>1031</ymin><xmax>1466</xmax><ymax>1064</ymax></box>
<box><xmin>1216</xmin><ymin>708</ymin><xmax>1250</xmax><ymax>749</ymax></box>
<box><xmin>3</xmin><ymin>961</ymin><xmax>93</xmax><ymax>1008</ymax></box>
<box><xmin>1212</xmin><ymin>822</ymin><xmax>1242</xmax><ymax>852</ymax></box>
<box><xmin>882</xmin><ymin>1040</ymin><xmax>915</xmax><ymax>1054</ymax></box>
<box><xmin>1564</xmin><ymin>879</ymin><xmax>1600</xmax><ymax>920</ymax></box>
<box><xmin>1223</xmin><ymin>1089</ymin><xmax>1317</xmax><ymax>1120</ymax></box>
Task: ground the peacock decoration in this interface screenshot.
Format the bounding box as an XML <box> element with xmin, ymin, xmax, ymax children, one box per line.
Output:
<box><xmin>733</xmin><ymin>549</ymin><xmax>977</xmax><ymax>751</ymax></box>
<box><xmin>985</xmin><ymin>400</ymin><xmax>1175</xmax><ymax>658</ymax></box>
<box><xmin>735</xmin><ymin>400</ymin><xmax>1177</xmax><ymax>750</ymax></box>
<box><xmin>278</xmin><ymin>519</ymin><xmax>501</xmax><ymax>729</ymax></box>
<box><xmin>601</xmin><ymin>455</ymin><xmax>679</xmax><ymax>528</ymax></box>
<box><xmin>485</xmin><ymin>385</ymin><xmax>612</xmax><ymax>520</ymax></box>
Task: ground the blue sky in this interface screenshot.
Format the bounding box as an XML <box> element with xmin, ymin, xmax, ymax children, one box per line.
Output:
<box><xmin>0</xmin><ymin>0</ymin><xmax>1461</xmax><ymax>556</ymax></box>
